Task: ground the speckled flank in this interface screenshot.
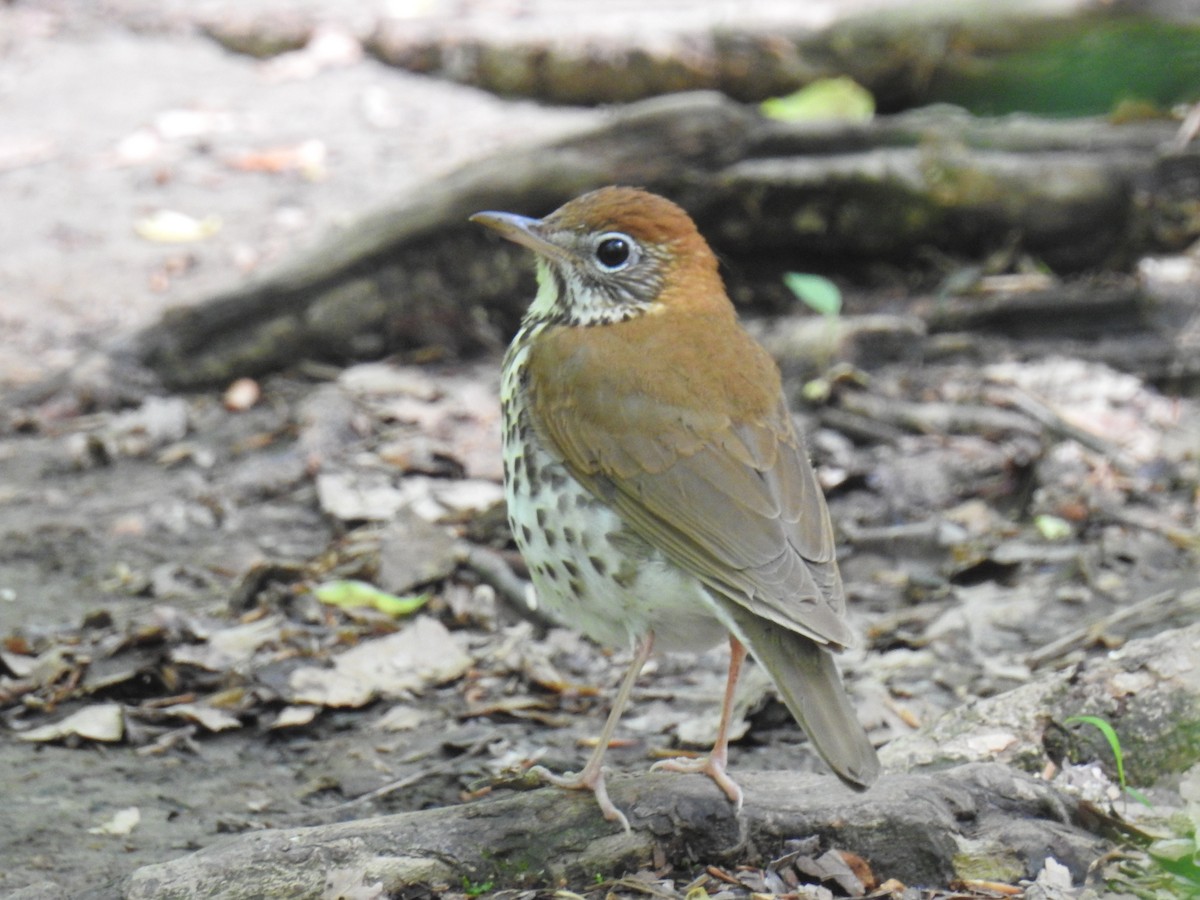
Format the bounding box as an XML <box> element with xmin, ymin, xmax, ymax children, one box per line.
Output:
<box><xmin>501</xmin><ymin>321</ymin><xmax>726</xmax><ymax>653</ymax></box>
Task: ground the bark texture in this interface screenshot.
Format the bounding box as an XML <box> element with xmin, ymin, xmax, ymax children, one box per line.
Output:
<box><xmin>107</xmin><ymin>622</ymin><xmax>1200</xmax><ymax>900</ymax></box>
<box><xmin>124</xmin><ymin>92</ymin><xmax>1199</xmax><ymax>389</ymax></box>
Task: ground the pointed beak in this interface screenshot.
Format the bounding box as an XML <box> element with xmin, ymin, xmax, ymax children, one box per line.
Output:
<box><xmin>470</xmin><ymin>210</ymin><xmax>574</xmax><ymax>265</ymax></box>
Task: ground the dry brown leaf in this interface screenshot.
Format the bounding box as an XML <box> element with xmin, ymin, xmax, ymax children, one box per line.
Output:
<box><xmin>287</xmin><ymin>616</ymin><xmax>471</xmax><ymax>708</ymax></box>
<box><xmin>19</xmin><ymin>703</ymin><xmax>125</xmax><ymax>743</ymax></box>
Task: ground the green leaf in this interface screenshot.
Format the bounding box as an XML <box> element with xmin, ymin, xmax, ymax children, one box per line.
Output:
<box><xmin>801</xmin><ymin>377</ymin><xmax>832</xmax><ymax>404</ymax></box>
<box><xmin>462</xmin><ymin>877</ymin><xmax>495</xmax><ymax>897</ymax></box>
<box><xmin>1066</xmin><ymin>714</ymin><xmax>1151</xmax><ymax>805</ymax></box>
<box><xmin>313</xmin><ymin>580</ymin><xmax>430</xmax><ymax>618</ymax></box>
<box><xmin>1034</xmin><ymin>514</ymin><xmax>1073</xmax><ymax>541</ymax></box>
<box><xmin>783</xmin><ymin>272</ymin><xmax>842</xmax><ymax>317</ymax></box>
<box><xmin>760</xmin><ymin>77</ymin><xmax>875</xmax><ymax>122</ymax></box>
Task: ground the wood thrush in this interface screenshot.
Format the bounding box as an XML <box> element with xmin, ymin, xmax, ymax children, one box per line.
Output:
<box><xmin>472</xmin><ymin>186</ymin><xmax>879</xmax><ymax>830</ymax></box>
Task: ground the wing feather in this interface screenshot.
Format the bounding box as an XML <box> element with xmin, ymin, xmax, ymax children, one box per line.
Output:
<box><xmin>535</xmin><ymin>385</ymin><xmax>853</xmax><ymax>648</ymax></box>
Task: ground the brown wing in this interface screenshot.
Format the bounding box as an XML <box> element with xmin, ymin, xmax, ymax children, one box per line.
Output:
<box><xmin>528</xmin><ymin>329</ymin><xmax>853</xmax><ymax>649</ymax></box>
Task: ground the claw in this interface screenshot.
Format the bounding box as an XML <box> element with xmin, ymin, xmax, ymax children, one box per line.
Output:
<box><xmin>650</xmin><ymin>754</ymin><xmax>744</xmax><ymax>809</ymax></box>
<box><xmin>522</xmin><ymin>635</ymin><xmax>656</xmax><ymax>832</ymax></box>
<box><xmin>529</xmin><ymin>764</ymin><xmax>631</xmax><ymax>832</ymax></box>
<box><xmin>649</xmin><ymin>637</ymin><xmax>748</xmax><ymax>811</ymax></box>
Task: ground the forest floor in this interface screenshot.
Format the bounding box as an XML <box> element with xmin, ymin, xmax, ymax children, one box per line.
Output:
<box><xmin>1</xmin><ymin>2</ymin><xmax>1197</xmax><ymax>898</ymax></box>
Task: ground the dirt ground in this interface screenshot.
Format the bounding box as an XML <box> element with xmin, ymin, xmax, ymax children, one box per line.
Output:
<box><xmin>0</xmin><ymin>4</ymin><xmax>588</xmax><ymax>895</ymax></box>
<box><xmin>2</xmin><ymin>3</ymin><xmax>1198</xmax><ymax>899</ymax></box>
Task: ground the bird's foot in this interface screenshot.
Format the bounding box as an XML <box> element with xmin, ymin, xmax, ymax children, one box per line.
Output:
<box><xmin>528</xmin><ymin>764</ymin><xmax>631</xmax><ymax>832</ymax></box>
<box><xmin>650</xmin><ymin>754</ymin><xmax>744</xmax><ymax>809</ymax></box>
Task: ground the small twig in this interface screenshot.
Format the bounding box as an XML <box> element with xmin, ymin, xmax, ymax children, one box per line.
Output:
<box><xmin>323</xmin><ymin>732</ymin><xmax>497</xmax><ymax>812</ymax></box>
<box><xmin>459</xmin><ymin>544</ymin><xmax>558</xmax><ymax>630</ymax></box>
<box><xmin>1026</xmin><ymin>587</ymin><xmax>1200</xmax><ymax>669</ymax></box>
<box><xmin>1170</xmin><ymin>102</ymin><xmax>1200</xmax><ymax>151</ymax></box>
<box><xmin>840</xmin><ymin>518</ymin><xmax>960</xmax><ymax>552</ymax></box>
<box><xmin>816</xmin><ymin>405</ymin><xmax>905</xmax><ymax>445</ymax></box>
<box><xmin>836</xmin><ymin>391</ymin><xmax>1038</xmax><ymax>439</ymax></box>
<box><xmin>987</xmin><ymin>385</ymin><xmax>1138</xmax><ymax>474</ymax></box>
<box><xmin>1097</xmin><ymin>505</ymin><xmax>1200</xmax><ymax>551</ymax></box>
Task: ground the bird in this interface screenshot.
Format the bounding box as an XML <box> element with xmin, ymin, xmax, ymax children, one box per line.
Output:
<box><xmin>471</xmin><ymin>186</ymin><xmax>879</xmax><ymax>831</ymax></box>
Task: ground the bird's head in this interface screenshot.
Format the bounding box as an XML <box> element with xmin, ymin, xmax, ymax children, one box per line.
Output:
<box><xmin>471</xmin><ymin>186</ymin><xmax>722</xmax><ymax>327</ymax></box>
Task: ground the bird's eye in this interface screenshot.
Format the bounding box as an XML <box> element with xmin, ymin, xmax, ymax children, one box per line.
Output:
<box><xmin>594</xmin><ymin>233</ymin><xmax>636</xmax><ymax>271</ymax></box>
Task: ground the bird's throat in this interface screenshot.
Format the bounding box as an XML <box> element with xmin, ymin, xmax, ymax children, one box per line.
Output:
<box><xmin>526</xmin><ymin>259</ymin><xmax>564</xmax><ymax>323</ymax></box>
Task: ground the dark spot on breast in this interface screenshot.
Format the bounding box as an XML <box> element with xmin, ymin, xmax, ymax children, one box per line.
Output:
<box><xmin>521</xmin><ymin>524</ymin><xmax>533</xmax><ymax>544</ymax></box>
<box><xmin>568</xmin><ymin>578</ymin><xmax>584</xmax><ymax>598</ymax></box>
<box><xmin>536</xmin><ymin>509</ymin><xmax>547</xmax><ymax>528</ymax></box>
<box><xmin>563</xmin><ymin>527</ymin><xmax>577</xmax><ymax>544</ymax></box>
<box><xmin>545</xmin><ymin>529</ymin><xmax>558</xmax><ymax>549</ymax></box>
<box><xmin>613</xmin><ymin>559</ymin><xmax>639</xmax><ymax>590</ymax></box>
<box><xmin>508</xmin><ymin>455</ymin><xmax>526</xmax><ymax>493</ymax></box>
<box><xmin>588</xmin><ymin>555</ymin><xmax>607</xmax><ymax>576</ymax></box>
<box><xmin>562</xmin><ymin>560</ymin><xmax>580</xmax><ymax>579</ymax></box>
<box><xmin>543</xmin><ymin>562</ymin><xmax>560</xmax><ymax>582</ymax></box>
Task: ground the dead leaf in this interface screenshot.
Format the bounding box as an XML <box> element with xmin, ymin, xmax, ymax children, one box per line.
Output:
<box><xmin>377</xmin><ymin>516</ymin><xmax>460</xmax><ymax>594</ymax></box>
<box><xmin>837</xmin><ymin>850</ymin><xmax>877</xmax><ymax>892</ymax></box>
<box><xmin>463</xmin><ymin>696</ymin><xmax>562</xmax><ymax>725</ymax></box>
<box><xmin>271</xmin><ymin>705</ymin><xmax>321</xmax><ymax>729</ymax></box>
<box><xmin>19</xmin><ymin>703</ymin><xmax>125</xmax><ymax>743</ymax></box>
<box><xmin>397</xmin><ymin>475</ymin><xmax>505</xmax><ymax>523</ymax></box>
<box><xmin>88</xmin><ymin>807</ymin><xmax>141</xmax><ymax>836</ymax></box>
<box><xmin>316</xmin><ymin>472</ymin><xmax>406</xmax><ymax>521</ymax></box>
<box><xmin>27</xmin><ymin>646</ymin><xmax>78</xmax><ymax>687</ymax></box>
<box><xmin>374</xmin><ymin>704</ymin><xmax>432</xmax><ymax>732</ymax></box>
<box><xmin>793</xmin><ymin>848</ymin><xmax>865</xmax><ymax>895</ymax></box>
<box><xmin>339</xmin><ymin>363</ymin><xmax>440</xmax><ymax>401</ymax></box>
<box><xmin>134</xmin><ymin>209</ymin><xmax>222</xmax><ymax>243</ymax></box>
<box><xmin>288</xmin><ymin>666</ymin><xmax>375</xmax><ymax>708</ymax></box>
<box><xmin>225</xmin><ymin>139</ymin><xmax>326</xmax><ymax>179</ymax></box>
<box><xmin>171</xmin><ymin>615</ymin><xmax>283</xmax><ymax>671</ymax></box>
<box><xmin>0</xmin><ymin>650</ymin><xmax>36</xmax><ymax>678</ymax></box>
<box><xmin>287</xmin><ymin>615</ymin><xmax>471</xmax><ymax>708</ymax></box>
<box><xmin>159</xmin><ymin>702</ymin><xmax>242</xmax><ymax>732</ymax></box>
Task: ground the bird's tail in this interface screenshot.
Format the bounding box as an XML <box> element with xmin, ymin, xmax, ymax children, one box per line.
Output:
<box><xmin>727</xmin><ymin>606</ymin><xmax>880</xmax><ymax>790</ymax></box>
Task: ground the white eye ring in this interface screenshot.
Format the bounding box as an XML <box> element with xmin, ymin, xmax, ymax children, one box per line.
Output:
<box><xmin>593</xmin><ymin>232</ymin><xmax>638</xmax><ymax>272</ymax></box>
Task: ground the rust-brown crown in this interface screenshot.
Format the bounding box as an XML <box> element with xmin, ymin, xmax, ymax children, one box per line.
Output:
<box><xmin>471</xmin><ymin>186</ymin><xmax>726</xmax><ymax>327</ymax></box>
<box><xmin>544</xmin><ymin>186</ymin><xmax>711</xmax><ymax>252</ymax></box>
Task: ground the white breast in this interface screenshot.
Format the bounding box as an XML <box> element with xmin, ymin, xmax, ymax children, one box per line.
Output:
<box><xmin>500</xmin><ymin>331</ymin><xmax>727</xmax><ymax>653</ymax></box>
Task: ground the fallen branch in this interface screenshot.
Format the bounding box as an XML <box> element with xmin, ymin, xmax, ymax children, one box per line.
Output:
<box><xmin>114</xmin><ymin>763</ymin><xmax>1100</xmax><ymax>900</ymax></box>
<box><xmin>101</xmin><ymin>93</ymin><xmax>1196</xmax><ymax>390</ymax></box>
<box><xmin>108</xmin><ymin>622</ymin><xmax>1200</xmax><ymax>899</ymax></box>
<box><xmin>1026</xmin><ymin>588</ymin><xmax>1200</xmax><ymax>670</ymax></box>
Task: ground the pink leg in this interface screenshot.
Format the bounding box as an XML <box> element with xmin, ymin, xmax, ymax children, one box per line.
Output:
<box><xmin>530</xmin><ymin>632</ymin><xmax>655</xmax><ymax>832</ymax></box>
<box><xmin>650</xmin><ymin>636</ymin><xmax>746</xmax><ymax>809</ymax></box>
